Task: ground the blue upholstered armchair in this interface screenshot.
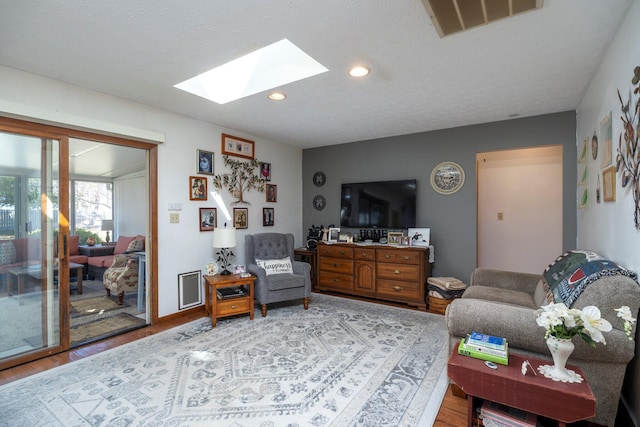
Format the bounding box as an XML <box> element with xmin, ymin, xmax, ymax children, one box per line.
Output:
<box><xmin>245</xmin><ymin>233</ymin><xmax>311</xmax><ymax>316</ymax></box>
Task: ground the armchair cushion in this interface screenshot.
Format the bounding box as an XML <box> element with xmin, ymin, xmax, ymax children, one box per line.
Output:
<box><xmin>256</xmin><ymin>257</ymin><xmax>293</xmax><ymax>275</ymax></box>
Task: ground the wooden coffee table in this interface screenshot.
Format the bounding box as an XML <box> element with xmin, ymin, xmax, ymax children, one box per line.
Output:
<box><xmin>7</xmin><ymin>262</ymin><xmax>85</xmax><ymax>304</ymax></box>
<box><xmin>448</xmin><ymin>342</ymin><xmax>596</xmax><ymax>426</ymax></box>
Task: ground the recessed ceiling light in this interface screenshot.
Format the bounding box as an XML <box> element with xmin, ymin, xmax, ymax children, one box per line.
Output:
<box><xmin>349</xmin><ymin>66</ymin><xmax>369</xmax><ymax>77</ymax></box>
<box><xmin>268</xmin><ymin>92</ymin><xmax>286</xmax><ymax>101</ymax></box>
<box><xmin>174</xmin><ymin>39</ymin><xmax>328</xmax><ymax>104</ymax></box>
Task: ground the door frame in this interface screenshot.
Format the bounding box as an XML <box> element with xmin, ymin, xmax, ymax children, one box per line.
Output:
<box><xmin>0</xmin><ymin>116</ymin><xmax>158</xmax><ymax>370</ymax></box>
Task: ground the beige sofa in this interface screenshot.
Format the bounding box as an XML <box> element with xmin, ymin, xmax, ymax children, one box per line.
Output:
<box><xmin>446</xmin><ymin>252</ymin><xmax>640</xmax><ymax>427</ymax></box>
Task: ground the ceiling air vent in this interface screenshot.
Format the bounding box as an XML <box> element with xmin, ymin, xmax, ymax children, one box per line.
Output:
<box><xmin>422</xmin><ymin>0</ymin><xmax>543</xmax><ymax>37</ymax></box>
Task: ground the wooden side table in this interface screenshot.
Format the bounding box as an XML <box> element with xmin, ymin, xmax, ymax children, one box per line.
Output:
<box><xmin>448</xmin><ymin>342</ymin><xmax>596</xmax><ymax>426</ymax></box>
<box><xmin>204</xmin><ymin>274</ymin><xmax>256</xmax><ymax>327</ymax></box>
<box><xmin>294</xmin><ymin>247</ymin><xmax>317</xmax><ymax>289</ymax></box>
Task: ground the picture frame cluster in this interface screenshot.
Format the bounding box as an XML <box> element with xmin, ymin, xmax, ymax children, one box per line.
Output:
<box><xmin>192</xmin><ymin>133</ymin><xmax>278</xmax><ymax>231</ymax></box>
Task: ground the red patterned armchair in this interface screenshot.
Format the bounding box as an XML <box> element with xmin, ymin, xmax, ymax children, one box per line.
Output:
<box><xmin>103</xmin><ymin>254</ymin><xmax>138</xmax><ymax>304</ymax></box>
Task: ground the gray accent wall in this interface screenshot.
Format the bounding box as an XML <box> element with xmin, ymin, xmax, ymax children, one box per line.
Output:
<box><xmin>302</xmin><ymin>111</ymin><xmax>577</xmax><ymax>282</ymax></box>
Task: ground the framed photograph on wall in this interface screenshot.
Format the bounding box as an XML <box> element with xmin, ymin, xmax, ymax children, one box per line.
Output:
<box><xmin>233</xmin><ymin>207</ymin><xmax>248</xmax><ymax>229</ymax></box>
<box><xmin>189</xmin><ymin>176</ymin><xmax>207</xmax><ymax>201</ymax></box>
<box><xmin>199</xmin><ymin>207</ymin><xmax>217</xmax><ymax>231</ymax></box>
<box><xmin>602</xmin><ymin>165</ymin><xmax>616</xmax><ymax>202</ymax></box>
<box><xmin>260</xmin><ymin>162</ymin><xmax>272</xmax><ymax>181</ymax></box>
<box><xmin>178</xmin><ymin>271</ymin><xmax>202</xmax><ymax>310</ymax></box>
<box><xmin>221</xmin><ymin>133</ymin><xmax>255</xmax><ymax>159</ymax></box>
<box><xmin>263</xmin><ymin>207</ymin><xmax>274</xmax><ymax>226</ymax></box>
<box><xmin>266</xmin><ymin>184</ymin><xmax>277</xmax><ymax>202</ymax></box>
<box><xmin>197</xmin><ymin>149</ymin><xmax>214</xmax><ymax>175</ymax></box>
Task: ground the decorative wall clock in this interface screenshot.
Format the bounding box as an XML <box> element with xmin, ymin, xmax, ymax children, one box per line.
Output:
<box><xmin>430</xmin><ymin>161</ymin><xmax>465</xmax><ymax>195</ymax></box>
<box><xmin>313</xmin><ymin>194</ymin><xmax>326</xmax><ymax>210</ymax></box>
<box><xmin>313</xmin><ymin>171</ymin><xmax>326</xmax><ymax>187</ymax></box>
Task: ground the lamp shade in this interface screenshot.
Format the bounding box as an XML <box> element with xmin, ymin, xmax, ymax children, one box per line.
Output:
<box><xmin>213</xmin><ymin>227</ymin><xmax>237</xmax><ymax>248</ymax></box>
<box><xmin>101</xmin><ymin>219</ymin><xmax>113</xmax><ymax>231</ymax></box>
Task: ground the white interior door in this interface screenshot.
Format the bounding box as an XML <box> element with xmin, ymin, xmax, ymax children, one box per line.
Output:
<box><xmin>477</xmin><ymin>146</ymin><xmax>563</xmax><ymax>274</ymax></box>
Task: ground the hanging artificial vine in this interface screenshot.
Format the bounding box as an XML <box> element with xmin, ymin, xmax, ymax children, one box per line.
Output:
<box><xmin>212</xmin><ymin>155</ymin><xmax>266</xmax><ymax>204</ymax></box>
<box><xmin>616</xmin><ymin>66</ymin><xmax>640</xmax><ymax>229</ymax></box>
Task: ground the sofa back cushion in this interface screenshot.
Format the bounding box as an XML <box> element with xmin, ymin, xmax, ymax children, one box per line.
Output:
<box><xmin>114</xmin><ymin>235</ymin><xmax>137</xmax><ymax>254</ymax></box>
<box><xmin>69</xmin><ymin>235</ymin><xmax>79</xmax><ymax>255</ymax></box>
<box><xmin>126</xmin><ymin>237</ymin><xmax>145</xmax><ymax>252</ymax></box>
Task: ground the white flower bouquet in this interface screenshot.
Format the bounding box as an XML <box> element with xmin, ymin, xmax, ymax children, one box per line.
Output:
<box><xmin>535</xmin><ymin>302</ymin><xmax>636</xmax><ymax>346</ymax></box>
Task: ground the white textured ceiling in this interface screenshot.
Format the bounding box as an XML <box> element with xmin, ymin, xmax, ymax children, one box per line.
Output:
<box><xmin>0</xmin><ymin>0</ymin><xmax>632</xmax><ymax>149</ymax></box>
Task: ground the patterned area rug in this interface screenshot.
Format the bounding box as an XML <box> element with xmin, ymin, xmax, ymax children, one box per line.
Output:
<box><xmin>0</xmin><ymin>294</ymin><xmax>449</xmax><ymax>426</ymax></box>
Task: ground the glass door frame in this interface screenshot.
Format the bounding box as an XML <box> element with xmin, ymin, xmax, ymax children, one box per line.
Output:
<box><xmin>0</xmin><ymin>116</ymin><xmax>158</xmax><ymax>370</ymax></box>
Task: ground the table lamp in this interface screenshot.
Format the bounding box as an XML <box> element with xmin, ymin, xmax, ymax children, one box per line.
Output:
<box><xmin>101</xmin><ymin>219</ymin><xmax>113</xmax><ymax>243</ymax></box>
<box><xmin>213</xmin><ymin>226</ymin><xmax>237</xmax><ymax>275</ymax></box>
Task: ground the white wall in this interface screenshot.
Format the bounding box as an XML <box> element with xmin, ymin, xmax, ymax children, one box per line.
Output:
<box><xmin>0</xmin><ymin>65</ymin><xmax>304</xmax><ymax>318</ymax></box>
<box><xmin>477</xmin><ymin>146</ymin><xmax>563</xmax><ymax>274</ymax></box>
<box><xmin>576</xmin><ymin>0</ymin><xmax>640</xmax><ymax>422</ymax></box>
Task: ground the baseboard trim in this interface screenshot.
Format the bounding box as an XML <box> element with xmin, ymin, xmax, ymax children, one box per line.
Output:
<box><xmin>156</xmin><ymin>305</ymin><xmax>205</xmax><ymax>324</ymax></box>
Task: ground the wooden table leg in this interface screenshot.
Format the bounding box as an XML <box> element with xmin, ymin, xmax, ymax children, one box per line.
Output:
<box><xmin>76</xmin><ymin>266</ymin><xmax>83</xmax><ymax>294</ymax></box>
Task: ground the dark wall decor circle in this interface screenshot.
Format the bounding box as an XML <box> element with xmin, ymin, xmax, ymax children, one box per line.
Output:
<box><xmin>313</xmin><ymin>194</ymin><xmax>326</xmax><ymax>210</ymax></box>
<box><xmin>313</xmin><ymin>171</ymin><xmax>326</xmax><ymax>187</ymax></box>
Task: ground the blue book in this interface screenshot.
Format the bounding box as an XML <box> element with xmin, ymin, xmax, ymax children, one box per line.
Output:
<box><xmin>468</xmin><ymin>331</ymin><xmax>507</xmax><ymax>350</ymax></box>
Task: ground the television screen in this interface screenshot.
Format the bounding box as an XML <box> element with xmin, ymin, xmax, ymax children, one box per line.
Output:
<box><xmin>340</xmin><ymin>179</ymin><xmax>417</xmax><ymax>228</ymax></box>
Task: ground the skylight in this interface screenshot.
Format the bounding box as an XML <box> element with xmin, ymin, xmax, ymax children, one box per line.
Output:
<box><xmin>174</xmin><ymin>39</ymin><xmax>328</xmax><ymax>104</ymax></box>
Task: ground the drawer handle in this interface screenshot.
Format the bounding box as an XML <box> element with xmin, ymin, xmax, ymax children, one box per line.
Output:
<box><xmin>393</xmin><ymin>285</ymin><xmax>402</xmax><ymax>292</ymax></box>
<box><xmin>332</xmin><ymin>278</ymin><xmax>338</xmax><ymax>283</ymax></box>
<box><xmin>332</xmin><ymin>262</ymin><xmax>339</xmax><ymax>267</ymax></box>
<box><xmin>394</xmin><ymin>269</ymin><xmax>401</xmax><ymax>274</ymax></box>
<box><xmin>384</xmin><ymin>255</ymin><xmax>392</xmax><ymax>259</ymax></box>
<box><xmin>231</xmin><ymin>305</ymin><xmax>237</xmax><ymax>309</ymax></box>
<box><xmin>339</xmin><ymin>251</ymin><xmax>346</xmax><ymax>255</ymax></box>
<box><xmin>361</xmin><ymin>253</ymin><xmax>368</xmax><ymax>257</ymax></box>
<box><xmin>403</xmin><ymin>256</ymin><xmax>411</xmax><ymax>260</ymax></box>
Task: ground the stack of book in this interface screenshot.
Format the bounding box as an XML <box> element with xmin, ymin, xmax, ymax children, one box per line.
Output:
<box><xmin>216</xmin><ymin>285</ymin><xmax>247</xmax><ymax>300</ymax></box>
<box><xmin>480</xmin><ymin>401</ymin><xmax>538</xmax><ymax>427</ymax></box>
<box><xmin>458</xmin><ymin>331</ymin><xmax>509</xmax><ymax>365</ymax></box>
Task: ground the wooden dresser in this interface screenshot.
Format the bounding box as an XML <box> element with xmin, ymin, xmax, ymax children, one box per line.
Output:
<box><xmin>317</xmin><ymin>242</ymin><xmax>431</xmax><ymax>310</ymax></box>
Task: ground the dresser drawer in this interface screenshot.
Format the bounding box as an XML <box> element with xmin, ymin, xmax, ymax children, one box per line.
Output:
<box><xmin>319</xmin><ymin>257</ymin><xmax>354</xmax><ymax>275</ymax></box>
<box><xmin>354</xmin><ymin>248</ymin><xmax>375</xmax><ymax>260</ymax></box>
<box><xmin>318</xmin><ymin>245</ymin><xmax>354</xmax><ymax>259</ymax></box>
<box><xmin>318</xmin><ymin>272</ymin><xmax>354</xmax><ymax>291</ymax></box>
<box><xmin>376</xmin><ymin>279</ymin><xmax>421</xmax><ymax>301</ymax></box>
<box><xmin>376</xmin><ymin>249</ymin><xmax>422</xmax><ymax>265</ymax></box>
<box><xmin>376</xmin><ymin>263</ymin><xmax>420</xmax><ymax>281</ymax></box>
<box><xmin>216</xmin><ymin>297</ymin><xmax>251</xmax><ymax>316</ymax></box>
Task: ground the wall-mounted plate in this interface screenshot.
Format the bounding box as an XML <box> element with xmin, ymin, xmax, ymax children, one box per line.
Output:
<box><xmin>313</xmin><ymin>194</ymin><xmax>326</xmax><ymax>210</ymax></box>
<box><xmin>430</xmin><ymin>161</ymin><xmax>465</xmax><ymax>195</ymax></box>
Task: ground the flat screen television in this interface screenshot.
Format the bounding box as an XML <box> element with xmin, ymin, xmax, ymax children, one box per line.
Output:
<box><xmin>340</xmin><ymin>179</ymin><xmax>417</xmax><ymax>228</ymax></box>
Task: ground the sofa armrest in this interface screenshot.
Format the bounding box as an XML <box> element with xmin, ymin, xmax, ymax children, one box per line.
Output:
<box><xmin>470</xmin><ymin>268</ymin><xmax>541</xmax><ymax>295</ymax></box>
<box><xmin>446</xmin><ymin>298</ymin><xmax>635</xmax><ymax>364</ymax></box>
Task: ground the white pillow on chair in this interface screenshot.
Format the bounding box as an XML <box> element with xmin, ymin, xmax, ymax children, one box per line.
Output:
<box><xmin>256</xmin><ymin>257</ymin><xmax>293</xmax><ymax>275</ymax></box>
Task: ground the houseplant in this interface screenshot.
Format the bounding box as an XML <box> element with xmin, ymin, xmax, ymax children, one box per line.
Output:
<box><xmin>535</xmin><ymin>303</ymin><xmax>636</xmax><ymax>382</ymax></box>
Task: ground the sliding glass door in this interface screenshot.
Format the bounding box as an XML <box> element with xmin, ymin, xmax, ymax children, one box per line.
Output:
<box><xmin>0</xmin><ymin>130</ymin><xmax>66</xmax><ymax>365</ymax></box>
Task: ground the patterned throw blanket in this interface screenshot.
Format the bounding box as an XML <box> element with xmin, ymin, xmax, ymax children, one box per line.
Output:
<box><xmin>543</xmin><ymin>250</ymin><xmax>638</xmax><ymax>307</ymax></box>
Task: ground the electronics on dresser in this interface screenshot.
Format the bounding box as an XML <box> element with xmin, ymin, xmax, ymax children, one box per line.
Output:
<box><xmin>307</xmin><ymin>224</ymin><xmax>323</xmax><ymax>241</ymax></box>
<box><xmin>340</xmin><ymin>179</ymin><xmax>417</xmax><ymax>228</ymax></box>
<box><xmin>306</xmin><ymin>239</ymin><xmax>318</xmax><ymax>250</ymax></box>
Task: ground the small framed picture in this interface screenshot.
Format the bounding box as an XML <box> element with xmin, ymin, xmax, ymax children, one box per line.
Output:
<box><xmin>407</xmin><ymin>228</ymin><xmax>430</xmax><ymax>247</ymax></box>
<box><xmin>387</xmin><ymin>232</ymin><xmax>403</xmax><ymax>245</ymax></box>
<box><xmin>266</xmin><ymin>184</ymin><xmax>277</xmax><ymax>202</ymax></box>
<box><xmin>233</xmin><ymin>207</ymin><xmax>248</xmax><ymax>229</ymax></box>
<box><xmin>234</xmin><ymin>265</ymin><xmax>246</xmax><ymax>274</ymax></box>
<box><xmin>399</xmin><ymin>236</ymin><xmax>411</xmax><ymax>246</ymax></box>
<box><xmin>199</xmin><ymin>207</ymin><xmax>217</xmax><ymax>232</ymax></box>
<box><xmin>221</xmin><ymin>133</ymin><xmax>255</xmax><ymax>159</ymax></box>
<box><xmin>327</xmin><ymin>227</ymin><xmax>340</xmax><ymax>242</ymax></box>
<box><xmin>189</xmin><ymin>176</ymin><xmax>207</xmax><ymax>201</ymax></box>
<box><xmin>197</xmin><ymin>149</ymin><xmax>214</xmax><ymax>175</ymax></box>
<box><xmin>602</xmin><ymin>165</ymin><xmax>616</xmax><ymax>202</ymax></box>
<box><xmin>263</xmin><ymin>207</ymin><xmax>274</xmax><ymax>226</ymax></box>
<box><xmin>260</xmin><ymin>162</ymin><xmax>272</xmax><ymax>181</ymax></box>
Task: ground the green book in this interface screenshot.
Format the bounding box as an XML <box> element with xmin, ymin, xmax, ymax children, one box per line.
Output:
<box><xmin>458</xmin><ymin>338</ymin><xmax>509</xmax><ymax>365</ymax></box>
